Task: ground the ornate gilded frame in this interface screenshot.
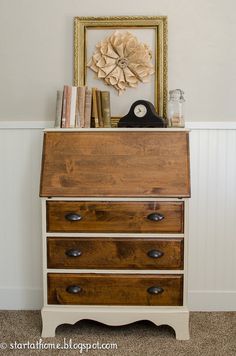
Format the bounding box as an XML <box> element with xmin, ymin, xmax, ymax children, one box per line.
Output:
<box><xmin>74</xmin><ymin>16</ymin><xmax>168</xmax><ymax>122</ymax></box>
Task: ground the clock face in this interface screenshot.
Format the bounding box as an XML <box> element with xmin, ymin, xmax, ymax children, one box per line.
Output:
<box><xmin>134</xmin><ymin>104</ymin><xmax>147</xmax><ymax>118</ymax></box>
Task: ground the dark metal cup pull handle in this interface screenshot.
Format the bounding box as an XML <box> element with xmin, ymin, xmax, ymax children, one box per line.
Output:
<box><xmin>65</xmin><ymin>213</ymin><xmax>82</xmax><ymax>221</ymax></box>
<box><xmin>65</xmin><ymin>249</ymin><xmax>82</xmax><ymax>258</ymax></box>
<box><xmin>147</xmin><ymin>250</ymin><xmax>164</xmax><ymax>259</ymax></box>
<box><xmin>147</xmin><ymin>213</ymin><xmax>164</xmax><ymax>221</ymax></box>
<box><xmin>147</xmin><ymin>286</ymin><xmax>164</xmax><ymax>295</ymax></box>
<box><xmin>66</xmin><ymin>285</ymin><xmax>82</xmax><ymax>294</ymax></box>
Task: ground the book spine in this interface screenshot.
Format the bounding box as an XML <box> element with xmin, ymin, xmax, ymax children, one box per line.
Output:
<box><xmin>69</xmin><ymin>86</ymin><xmax>77</xmax><ymax>128</ymax></box>
<box><xmin>54</xmin><ymin>90</ymin><xmax>63</xmax><ymax>128</ymax></box>
<box><xmin>65</xmin><ymin>85</ymin><xmax>72</xmax><ymax>128</ymax></box>
<box><xmin>101</xmin><ymin>91</ymin><xmax>111</xmax><ymax>128</ymax></box>
<box><xmin>61</xmin><ymin>86</ymin><xmax>67</xmax><ymax>128</ymax></box>
<box><xmin>96</xmin><ymin>90</ymin><xmax>103</xmax><ymax>128</ymax></box>
<box><xmin>75</xmin><ymin>87</ymin><xmax>80</xmax><ymax>128</ymax></box>
<box><xmin>78</xmin><ymin>86</ymin><xmax>86</xmax><ymax>128</ymax></box>
<box><xmin>84</xmin><ymin>88</ymin><xmax>92</xmax><ymax>128</ymax></box>
<box><xmin>92</xmin><ymin>88</ymin><xmax>99</xmax><ymax>128</ymax></box>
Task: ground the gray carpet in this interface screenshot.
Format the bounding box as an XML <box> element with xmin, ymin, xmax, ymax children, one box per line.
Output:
<box><xmin>0</xmin><ymin>311</ymin><xmax>235</xmax><ymax>355</ymax></box>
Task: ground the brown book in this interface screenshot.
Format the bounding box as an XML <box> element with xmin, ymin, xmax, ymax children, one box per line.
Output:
<box><xmin>84</xmin><ymin>88</ymin><xmax>92</xmax><ymax>128</ymax></box>
<box><xmin>65</xmin><ymin>85</ymin><xmax>72</xmax><ymax>128</ymax></box>
<box><xmin>101</xmin><ymin>91</ymin><xmax>111</xmax><ymax>128</ymax></box>
<box><xmin>61</xmin><ymin>86</ymin><xmax>67</xmax><ymax>128</ymax></box>
<box><xmin>92</xmin><ymin>88</ymin><xmax>99</xmax><ymax>128</ymax></box>
<box><xmin>78</xmin><ymin>86</ymin><xmax>86</xmax><ymax>128</ymax></box>
<box><xmin>96</xmin><ymin>90</ymin><xmax>103</xmax><ymax>128</ymax></box>
<box><xmin>75</xmin><ymin>87</ymin><xmax>80</xmax><ymax>127</ymax></box>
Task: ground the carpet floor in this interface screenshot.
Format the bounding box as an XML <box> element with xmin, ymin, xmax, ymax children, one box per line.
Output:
<box><xmin>0</xmin><ymin>311</ymin><xmax>235</xmax><ymax>355</ymax></box>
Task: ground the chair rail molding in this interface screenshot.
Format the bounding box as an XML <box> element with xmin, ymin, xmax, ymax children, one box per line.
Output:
<box><xmin>1</xmin><ymin>121</ymin><xmax>236</xmax><ymax>129</ymax></box>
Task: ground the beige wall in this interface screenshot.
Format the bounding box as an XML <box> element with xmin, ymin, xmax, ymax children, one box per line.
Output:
<box><xmin>0</xmin><ymin>0</ymin><xmax>235</xmax><ymax>121</ymax></box>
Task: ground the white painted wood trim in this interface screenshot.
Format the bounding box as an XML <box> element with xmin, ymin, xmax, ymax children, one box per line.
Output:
<box><xmin>183</xmin><ymin>200</ymin><xmax>189</xmax><ymax>307</ymax></box>
<box><xmin>43</xmin><ymin>305</ymin><xmax>188</xmax><ymax>310</ymax></box>
<box><xmin>42</xmin><ymin>200</ymin><xmax>48</xmax><ymax>306</ymax></box>
<box><xmin>45</xmin><ymin>233</ymin><xmax>185</xmax><ymax>238</ymax></box>
<box><xmin>1</xmin><ymin>121</ymin><xmax>236</xmax><ymax>130</ymax></box>
<box><xmin>41</xmin><ymin>306</ymin><xmax>190</xmax><ymax>339</ymax></box>
<box><xmin>46</xmin><ymin>269</ymin><xmax>184</xmax><ymax>274</ymax></box>
<box><xmin>186</xmin><ymin>121</ymin><xmax>236</xmax><ymax>129</ymax></box>
<box><xmin>46</xmin><ymin>197</ymin><xmax>185</xmax><ymax>202</ymax></box>
<box><xmin>44</xmin><ymin>127</ymin><xmax>190</xmax><ymax>132</ymax></box>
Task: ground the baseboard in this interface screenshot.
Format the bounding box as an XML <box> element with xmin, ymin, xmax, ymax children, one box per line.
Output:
<box><xmin>188</xmin><ymin>291</ymin><xmax>236</xmax><ymax>311</ymax></box>
<box><xmin>0</xmin><ymin>288</ymin><xmax>235</xmax><ymax>311</ymax></box>
<box><xmin>0</xmin><ymin>288</ymin><xmax>43</xmax><ymax>310</ymax></box>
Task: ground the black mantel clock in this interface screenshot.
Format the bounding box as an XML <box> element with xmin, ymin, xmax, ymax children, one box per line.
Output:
<box><xmin>118</xmin><ymin>100</ymin><xmax>166</xmax><ymax>128</ymax></box>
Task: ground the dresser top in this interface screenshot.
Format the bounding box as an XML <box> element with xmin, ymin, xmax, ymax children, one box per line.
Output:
<box><xmin>44</xmin><ymin>128</ymin><xmax>190</xmax><ymax>132</ymax></box>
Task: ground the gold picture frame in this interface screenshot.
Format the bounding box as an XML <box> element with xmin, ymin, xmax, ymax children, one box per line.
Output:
<box><xmin>74</xmin><ymin>16</ymin><xmax>168</xmax><ymax>124</ymax></box>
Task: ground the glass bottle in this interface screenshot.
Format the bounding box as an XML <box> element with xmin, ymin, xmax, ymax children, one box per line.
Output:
<box><xmin>168</xmin><ymin>89</ymin><xmax>185</xmax><ymax>127</ymax></box>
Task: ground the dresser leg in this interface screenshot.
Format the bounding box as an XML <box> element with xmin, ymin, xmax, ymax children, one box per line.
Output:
<box><xmin>172</xmin><ymin>322</ymin><xmax>190</xmax><ymax>340</ymax></box>
<box><xmin>41</xmin><ymin>309</ymin><xmax>57</xmax><ymax>337</ymax></box>
<box><xmin>169</xmin><ymin>314</ymin><xmax>190</xmax><ymax>340</ymax></box>
<box><xmin>150</xmin><ymin>310</ymin><xmax>190</xmax><ymax>340</ymax></box>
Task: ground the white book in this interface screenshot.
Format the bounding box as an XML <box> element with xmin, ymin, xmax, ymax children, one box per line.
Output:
<box><xmin>69</xmin><ymin>86</ymin><xmax>77</xmax><ymax>128</ymax></box>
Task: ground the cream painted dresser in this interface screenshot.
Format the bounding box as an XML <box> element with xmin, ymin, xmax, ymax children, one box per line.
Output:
<box><xmin>39</xmin><ymin>128</ymin><xmax>191</xmax><ymax>339</ymax></box>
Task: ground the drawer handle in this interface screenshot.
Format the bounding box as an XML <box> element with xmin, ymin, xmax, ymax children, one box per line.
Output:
<box><xmin>147</xmin><ymin>250</ymin><xmax>164</xmax><ymax>259</ymax></box>
<box><xmin>147</xmin><ymin>213</ymin><xmax>164</xmax><ymax>222</ymax></box>
<box><xmin>147</xmin><ymin>286</ymin><xmax>164</xmax><ymax>295</ymax></box>
<box><xmin>65</xmin><ymin>213</ymin><xmax>82</xmax><ymax>221</ymax></box>
<box><xmin>66</xmin><ymin>285</ymin><xmax>82</xmax><ymax>294</ymax></box>
<box><xmin>65</xmin><ymin>249</ymin><xmax>82</xmax><ymax>258</ymax></box>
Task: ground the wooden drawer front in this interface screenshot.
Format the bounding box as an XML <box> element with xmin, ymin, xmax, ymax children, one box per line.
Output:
<box><xmin>48</xmin><ymin>273</ymin><xmax>183</xmax><ymax>306</ymax></box>
<box><xmin>40</xmin><ymin>131</ymin><xmax>190</xmax><ymax>198</ymax></box>
<box><xmin>46</xmin><ymin>201</ymin><xmax>184</xmax><ymax>233</ymax></box>
<box><xmin>47</xmin><ymin>237</ymin><xmax>184</xmax><ymax>270</ymax></box>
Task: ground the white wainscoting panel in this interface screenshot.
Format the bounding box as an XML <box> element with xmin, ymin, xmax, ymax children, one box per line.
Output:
<box><xmin>188</xmin><ymin>129</ymin><xmax>236</xmax><ymax>310</ymax></box>
<box><xmin>0</xmin><ymin>129</ymin><xmax>43</xmax><ymax>309</ymax></box>
<box><xmin>0</xmin><ymin>123</ymin><xmax>235</xmax><ymax>310</ymax></box>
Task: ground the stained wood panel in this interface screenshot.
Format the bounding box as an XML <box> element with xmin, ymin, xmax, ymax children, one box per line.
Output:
<box><xmin>47</xmin><ymin>237</ymin><xmax>184</xmax><ymax>269</ymax></box>
<box><xmin>46</xmin><ymin>201</ymin><xmax>184</xmax><ymax>233</ymax></box>
<box><xmin>47</xmin><ymin>273</ymin><xmax>183</xmax><ymax>306</ymax></box>
<box><xmin>40</xmin><ymin>131</ymin><xmax>190</xmax><ymax>197</ymax></box>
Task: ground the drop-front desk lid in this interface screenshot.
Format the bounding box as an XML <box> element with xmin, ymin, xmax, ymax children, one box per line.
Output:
<box><xmin>40</xmin><ymin>129</ymin><xmax>190</xmax><ymax>198</ymax></box>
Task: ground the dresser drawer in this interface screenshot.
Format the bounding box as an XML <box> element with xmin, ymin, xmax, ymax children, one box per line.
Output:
<box><xmin>46</xmin><ymin>201</ymin><xmax>184</xmax><ymax>233</ymax></box>
<box><xmin>47</xmin><ymin>237</ymin><xmax>184</xmax><ymax>269</ymax></box>
<box><xmin>47</xmin><ymin>273</ymin><xmax>183</xmax><ymax>306</ymax></box>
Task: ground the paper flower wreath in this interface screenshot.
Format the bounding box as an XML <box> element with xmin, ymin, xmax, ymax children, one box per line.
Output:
<box><xmin>87</xmin><ymin>30</ymin><xmax>155</xmax><ymax>95</ymax></box>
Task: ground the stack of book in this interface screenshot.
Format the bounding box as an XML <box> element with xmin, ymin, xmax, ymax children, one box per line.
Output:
<box><xmin>54</xmin><ymin>85</ymin><xmax>112</xmax><ymax>128</ymax></box>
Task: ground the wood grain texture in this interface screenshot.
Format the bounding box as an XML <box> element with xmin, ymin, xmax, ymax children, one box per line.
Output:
<box><xmin>47</xmin><ymin>273</ymin><xmax>183</xmax><ymax>306</ymax></box>
<box><xmin>40</xmin><ymin>131</ymin><xmax>190</xmax><ymax>197</ymax></box>
<box><xmin>46</xmin><ymin>201</ymin><xmax>184</xmax><ymax>233</ymax></box>
<box><xmin>47</xmin><ymin>237</ymin><xmax>184</xmax><ymax>269</ymax></box>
